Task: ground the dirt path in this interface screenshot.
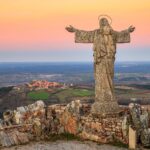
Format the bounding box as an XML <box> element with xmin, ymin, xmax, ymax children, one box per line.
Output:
<box><xmin>2</xmin><ymin>141</ymin><xmax>127</xmax><ymax>150</ymax></box>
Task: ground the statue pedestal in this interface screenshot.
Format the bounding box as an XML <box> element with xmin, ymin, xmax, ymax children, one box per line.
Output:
<box><xmin>91</xmin><ymin>101</ymin><xmax>120</xmax><ymax>116</ymax></box>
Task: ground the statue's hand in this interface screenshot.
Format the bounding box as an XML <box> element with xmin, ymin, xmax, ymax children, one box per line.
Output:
<box><xmin>65</xmin><ymin>25</ymin><xmax>76</xmax><ymax>33</ymax></box>
<box><xmin>128</xmin><ymin>26</ymin><xmax>135</xmax><ymax>32</ymax></box>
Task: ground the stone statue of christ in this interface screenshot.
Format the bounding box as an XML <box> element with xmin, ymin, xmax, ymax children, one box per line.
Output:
<box><xmin>66</xmin><ymin>17</ymin><xmax>135</xmax><ymax>115</ymax></box>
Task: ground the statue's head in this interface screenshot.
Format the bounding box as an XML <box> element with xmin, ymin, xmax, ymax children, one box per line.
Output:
<box><xmin>99</xmin><ymin>18</ymin><xmax>109</xmax><ymax>27</ymax></box>
<box><xmin>98</xmin><ymin>15</ymin><xmax>112</xmax><ymax>29</ymax></box>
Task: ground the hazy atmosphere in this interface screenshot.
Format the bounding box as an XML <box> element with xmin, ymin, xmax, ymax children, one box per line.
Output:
<box><xmin>0</xmin><ymin>0</ymin><xmax>150</xmax><ymax>62</ymax></box>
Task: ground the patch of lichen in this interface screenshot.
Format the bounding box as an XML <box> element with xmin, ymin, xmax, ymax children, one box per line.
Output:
<box><xmin>109</xmin><ymin>139</ymin><xmax>128</xmax><ymax>148</ymax></box>
<box><xmin>47</xmin><ymin>133</ymin><xmax>81</xmax><ymax>141</ymax></box>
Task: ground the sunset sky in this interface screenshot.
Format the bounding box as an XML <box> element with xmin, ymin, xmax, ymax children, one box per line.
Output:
<box><xmin>0</xmin><ymin>0</ymin><xmax>150</xmax><ymax>62</ymax></box>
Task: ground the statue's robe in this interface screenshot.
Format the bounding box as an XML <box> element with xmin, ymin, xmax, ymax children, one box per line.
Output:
<box><xmin>74</xmin><ymin>27</ymin><xmax>130</xmax><ymax>114</ymax></box>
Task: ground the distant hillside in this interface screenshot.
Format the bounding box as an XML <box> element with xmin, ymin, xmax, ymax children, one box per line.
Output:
<box><xmin>1</xmin><ymin>62</ymin><xmax>150</xmax><ymax>87</ymax></box>
<box><xmin>1</xmin><ymin>62</ymin><xmax>150</xmax><ymax>74</ymax></box>
<box><xmin>1</xmin><ymin>81</ymin><xmax>150</xmax><ymax>117</ymax></box>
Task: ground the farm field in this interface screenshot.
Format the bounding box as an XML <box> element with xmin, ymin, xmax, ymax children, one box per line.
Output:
<box><xmin>26</xmin><ymin>85</ymin><xmax>150</xmax><ymax>105</ymax></box>
<box><xmin>1</xmin><ymin>83</ymin><xmax>150</xmax><ymax>116</ymax></box>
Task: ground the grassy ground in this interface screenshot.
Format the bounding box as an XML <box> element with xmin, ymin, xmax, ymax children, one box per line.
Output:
<box><xmin>26</xmin><ymin>85</ymin><xmax>150</xmax><ymax>105</ymax></box>
<box><xmin>52</xmin><ymin>88</ymin><xmax>94</xmax><ymax>103</ymax></box>
<box><xmin>55</xmin><ymin>88</ymin><xmax>94</xmax><ymax>102</ymax></box>
<box><xmin>27</xmin><ymin>88</ymin><xmax>94</xmax><ymax>102</ymax></box>
<box><xmin>27</xmin><ymin>90</ymin><xmax>49</xmax><ymax>100</ymax></box>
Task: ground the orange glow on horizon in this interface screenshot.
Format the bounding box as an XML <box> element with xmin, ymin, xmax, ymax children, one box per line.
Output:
<box><xmin>0</xmin><ymin>0</ymin><xmax>149</xmax><ymax>50</ymax></box>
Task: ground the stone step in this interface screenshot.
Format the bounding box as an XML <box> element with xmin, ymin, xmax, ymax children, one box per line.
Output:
<box><xmin>0</xmin><ymin>130</ymin><xmax>29</xmax><ymax>147</ymax></box>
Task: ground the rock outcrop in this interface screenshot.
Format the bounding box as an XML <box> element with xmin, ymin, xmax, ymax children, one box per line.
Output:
<box><xmin>0</xmin><ymin>100</ymin><xmax>150</xmax><ymax>149</ymax></box>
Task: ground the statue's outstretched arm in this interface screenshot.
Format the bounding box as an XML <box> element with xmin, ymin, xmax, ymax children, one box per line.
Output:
<box><xmin>65</xmin><ymin>25</ymin><xmax>77</xmax><ymax>33</ymax></box>
<box><xmin>128</xmin><ymin>26</ymin><xmax>135</xmax><ymax>33</ymax></box>
<box><xmin>113</xmin><ymin>25</ymin><xmax>135</xmax><ymax>43</ymax></box>
<box><xmin>65</xmin><ymin>25</ymin><xmax>97</xmax><ymax>43</ymax></box>
<box><xmin>113</xmin><ymin>25</ymin><xmax>135</xmax><ymax>34</ymax></box>
<box><xmin>65</xmin><ymin>25</ymin><xmax>97</xmax><ymax>33</ymax></box>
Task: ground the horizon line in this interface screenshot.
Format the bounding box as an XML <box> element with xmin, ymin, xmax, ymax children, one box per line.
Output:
<box><xmin>0</xmin><ymin>61</ymin><xmax>150</xmax><ymax>63</ymax></box>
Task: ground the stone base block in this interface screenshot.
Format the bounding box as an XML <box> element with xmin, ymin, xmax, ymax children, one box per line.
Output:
<box><xmin>91</xmin><ymin>101</ymin><xmax>120</xmax><ymax>116</ymax></box>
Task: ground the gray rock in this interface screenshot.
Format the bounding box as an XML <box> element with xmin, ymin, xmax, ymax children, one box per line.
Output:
<box><xmin>141</xmin><ymin>129</ymin><xmax>150</xmax><ymax>147</ymax></box>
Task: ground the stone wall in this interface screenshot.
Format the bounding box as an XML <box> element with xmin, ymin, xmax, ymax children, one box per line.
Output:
<box><xmin>0</xmin><ymin>100</ymin><xmax>150</xmax><ymax>149</ymax></box>
<box><xmin>46</xmin><ymin>103</ymin><xmax>127</xmax><ymax>144</ymax></box>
